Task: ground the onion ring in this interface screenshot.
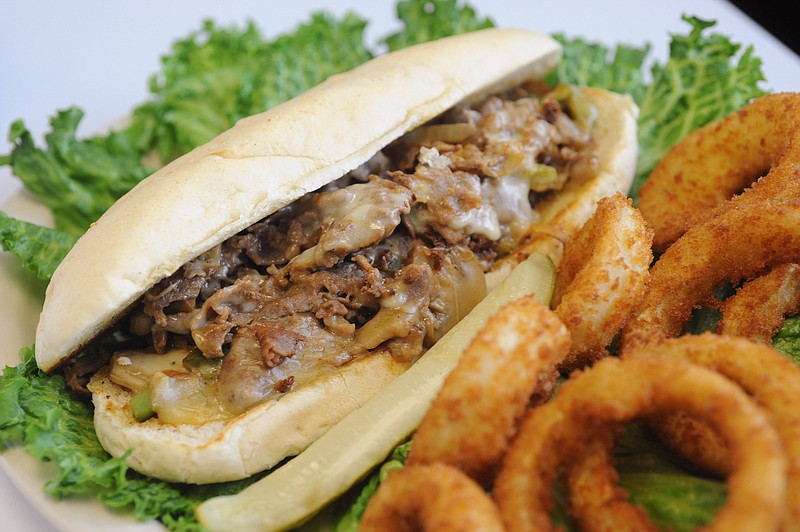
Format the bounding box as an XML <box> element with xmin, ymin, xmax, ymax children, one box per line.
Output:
<box><xmin>492</xmin><ymin>356</ymin><xmax>786</xmax><ymax>532</ymax></box>
<box><xmin>553</xmin><ymin>192</ymin><xmax>653</xmax><ymax>372</ymax></box>
<box><xmin>359</xmin><ymin>463</ymin><xmax>504</xmax><ymax>532</ymax></box>
<box><xmin>406</xmin><ymin>295</ymin><xmax>569</xmax><ymax>486</ymax></box>
<box><xmin>565</xmin><ymin>434</ymin><xmax>657</xmax><ymax>531</ymax></box>
<box><xmin>646</xmin><ymin>409</ymin><xmax>730</xmax><ymax>478</ymax></box>
<box><xmin>622</xmin><ymin>333</ymin><xmax>800</xmax><ymax>529</ymax></box>
<box><xmin>637</xmin><ymin>92</ymin><xmax>800</xmax><ymax>252</ymax></box>
<box><xmin>621</xmin><ymin>198</ymin><xmax>800</xmax><ymax>351</ymax></box>
<box><xmin>716</xmin><ymin>263</ymin><xmax>800</xmax><ymax>344</ymax></box>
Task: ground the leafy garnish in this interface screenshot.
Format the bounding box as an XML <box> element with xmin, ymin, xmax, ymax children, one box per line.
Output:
<box><xmin>382</xmin><ymin>0</ymin><xmax>494</xmax><ymax>51</ymax></box>
<box><xmin>0</xmin><ymin>212</ymin><xmax>76</xmax><ymax>281</ymax></box>
<box><xmin>4</xmin><ymin>109</ymin><xmax>148</xmax><ymax>237</ymax></box>
<box><xmin>130</xmin><ymin>12</ymin><xmax>374</xmax><ymax>163</ymax></box>
<box><xmin>773</xmin><ymin>316</ymin><xmax>800</xmax><ymax>364</ymax></box>
<box><xmin>548</xmin><ymin>35</ymin><xmax>650</xmax><ymax>104</ymax></box>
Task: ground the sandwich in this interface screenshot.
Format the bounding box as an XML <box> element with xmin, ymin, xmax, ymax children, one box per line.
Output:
<box><xmin>34</xmin><ymin>27</ymin><xmax>638</xmax><ymax>485</ymax></box>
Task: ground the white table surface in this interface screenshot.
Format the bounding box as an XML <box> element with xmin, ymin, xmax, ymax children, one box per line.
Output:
<box><xmin>1</xmin><ymin>1</ymin><xmax>798</xmax><ymax>530</ymax></box>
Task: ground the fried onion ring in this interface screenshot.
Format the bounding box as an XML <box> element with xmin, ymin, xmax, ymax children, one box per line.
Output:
<box><xmin>565</xmin><ymin>434</ymin><xmax>657</xmax><ymax>531</ymax></box>
<box><xmin>553</xmin><ymin>192</ymin><xmax>653</xmax><ymax>372</ymax></box>
<box><xmin>621</xmin><ymin>199</ymin><xmax>800</xmax><ymax>351</ymax></box>
<box><xmin>646</xmin><ymin>409</ymin><xmax>730</xmax><ymax>478</ymax></box>
<box><xmin>637</xmin><ymin>92</ymin><xmax>800</xmax><ymax>252</ymax></box>
<box><xmin>359</xmin><ymin>463</ymin><xmax>504</xmax><ymax>532</ymax></box>
<box><xmin>716</xmin><ymin>263</ymin><xmax>800</xmax><ymax>344</ymax></box>
<box><xmin>406</xmin><ymin>295</ymin><xmax>569</xmax><ymax>486</ymax></box>
<box><xmin>622</xmin><ymin>333</ymin><xmax>800</xmax><ymax>529</ymax></box>
<box><xmin>492</xmin><ymin>356</ymin><xmax>786</xmax><ymax>532</ymax></box>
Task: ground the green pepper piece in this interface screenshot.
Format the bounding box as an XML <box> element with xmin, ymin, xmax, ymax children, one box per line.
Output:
<box><xmin>549</xmin><ymin>83</ymin><xmax>598</xmax><ymax>133</ymax></box>
<box><xmin>130</xmin><ymin>386</ymin><xmax>155</xmax><ymax>422</ymax></box>
<box><xmin>183</xmin><ymin>348</ymin><xmax>223</xmax><ymax>380</ymax></box>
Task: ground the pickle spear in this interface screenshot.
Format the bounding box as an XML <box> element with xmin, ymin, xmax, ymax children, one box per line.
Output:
<box><xmin>196</xmin><ymin>252</ymin><xmax>556</xmax><ymax>531</ymax></box>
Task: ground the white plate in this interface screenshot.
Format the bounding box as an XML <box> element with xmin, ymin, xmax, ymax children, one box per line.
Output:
<box><xmin>2</xmin><ymin>1</ymin><xmax>799</xmax><ymax>530</ymax></box>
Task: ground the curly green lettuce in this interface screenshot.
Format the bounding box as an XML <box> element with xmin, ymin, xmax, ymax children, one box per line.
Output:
<box><xmin>382</xmin><ymin>0</ymin><xmax>494</xmax><ymax>51</ymax></box>
<box><xmin>0</xmin><ymin>212</ymin><xmax>75</xmax><ymax>281</ymax></box>
<box><xmin>774</xmin><ymin>316</ymin><xmax>800</xmax><ymax>364</ymax></box>
<box><xmin>2</xmin><ymin>109</ymin><xmax>149</xmax><ymax>238</ymax></box>
<box><xmin>128</xmin><ymin>12</ymin><xmax>374</xmax><ymax>164</ymax></box>
<box><xmin>547</xmin><ymin>34</ymin><xmax>650</xmax><ymax>104</ymax></box>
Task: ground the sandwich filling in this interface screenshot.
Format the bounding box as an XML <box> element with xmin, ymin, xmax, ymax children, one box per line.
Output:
<box><xmin>74</xmin><ymin>83</ymin><xmax>598</xmax><ymax>425</ymax></box>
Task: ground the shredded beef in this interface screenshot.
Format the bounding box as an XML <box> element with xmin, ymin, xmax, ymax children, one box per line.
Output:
<box><xmin>62</xmin><ymin>350</ymin><xmax>113</xmax><ymax>396</ymax></box>
<box><xmin>98</xmin><ymin>83</ymin><xmax>598</xmax><ymax>411</ymax></box>
<box><xmin>286</xmin><ymin>178</ymin><xmax>412</xmax><ymax>272</ymax></box>
<box><xmin>252</xmin><ymin>325</ymin><xmax>305</xmax><ymax>368</ymax></box>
